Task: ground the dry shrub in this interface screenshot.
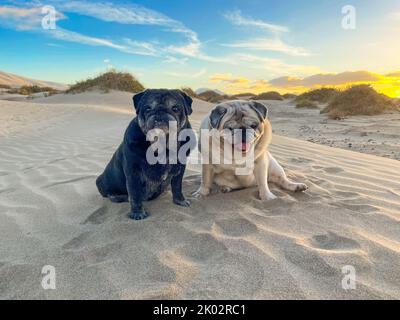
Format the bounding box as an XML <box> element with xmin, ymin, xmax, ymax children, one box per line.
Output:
<box><xmin>296</xmin><ymin>99</ymin><xmax>319</xmax><ymax>109</ymax></box>
<box><xmin>67</xmin><ymin>70</ymin><xmax>144</xmax><ymax>94</ymax></box>
<box><xmin>296</xmin><ymin>88</ymin><xmax>339</xmax><ymax>104</ymax></box>
<box><xmin>254</xmin><ymin>91</ymin><xmax>283</xmax><ymax>100</ymax></box>
<box><xmin>321</xmin><ymin>85</ymin><xmax>397</xmax><ymax>119</ymax></box>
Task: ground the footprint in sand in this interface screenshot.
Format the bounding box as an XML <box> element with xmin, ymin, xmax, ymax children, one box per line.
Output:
<box><xmin>178</xmin><ymin>233</ymin><xmax>228</xmax><ymax>262</ymax></box>
<box><xmin>290</xmin><ymin>157</ymin><xmax>313</xmax><ymax>164</ymax></box>
<box><xmin>83</xmin><ymin>242</ymin><xmax>123</xmax><ymax>265</ymax></box>
<box><xmin>307</xmin><ymin>232</ymin><xmax>361</xmax><ymax>251</ymax></box>
<box><xmin>62</xmin><ymin>231</ymin><xmax>93</xmax><ymax>250</ymax></box>
<box><xmin>215</xmin><ymin>218</ymin><xmax>258</xmax><ymax>237</ymax></box>
<box><xmin>285</xmin><ymin>244</ymin><xmax>340</xmax><ymax>277</ymax></box>
<box><xmin>82</xmin><ymin>204</ymin><xmax>118</xmax><ymax>225</ymax></box>
<box><xmin>322</xmin><ymin>167</ymin><xmax>344</xmax><ymax>174</ymax></box>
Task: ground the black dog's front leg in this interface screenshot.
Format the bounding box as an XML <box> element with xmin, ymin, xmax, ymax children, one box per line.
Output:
<box><xmin>171</xmin><ymin>165</ymin><xmax>190</xmax><ymax>207</ymax></box>
<box><xmin>125</xmin><ymin>171</ymin><xmax>148</xmax><ymax>220</ymax></box>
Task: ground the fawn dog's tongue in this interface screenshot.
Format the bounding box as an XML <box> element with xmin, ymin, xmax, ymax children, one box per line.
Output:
<box><xmin>236</xmin><ymin>142</ymin><xmax>251</xmax><ymax>152</ymax></box>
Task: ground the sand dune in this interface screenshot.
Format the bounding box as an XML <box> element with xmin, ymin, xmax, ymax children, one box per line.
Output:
<box><xmin>0</xmin><ymin>92</ymin><xmax>399</xmax><ymax>299</ymax></box>
<box><xmin>0</xmin><ymin>70</ymin><xmax>68</xmax><ymax>90</ymax></box>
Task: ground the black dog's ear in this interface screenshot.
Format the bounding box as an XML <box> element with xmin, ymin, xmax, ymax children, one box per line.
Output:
<box><xmin>132</xmin><ymin>90</ymin><xmax>147</xmax><ymax>112</ymax></box>
<box><xmin>177</xmin><ymin>90</ymin><xmax>193</xmax><ymax>115</ymax></box>
<box><xmin>210</xmin><ymin>105</ymin><xmax>227</xmax><ymax>128</ymax></box>
<box><xmin>250</xmin><ymin>101</ymin><xmax>269</xmax><ymax>121</ymax></box>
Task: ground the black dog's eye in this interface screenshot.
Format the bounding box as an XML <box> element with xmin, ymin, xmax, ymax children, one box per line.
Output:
<box><xmin>251</xmin><ymin>123</ymin><xmax>258</xmax><ymax>129</ymax></box>
<box><xmin>143</xmin><ymin>106</ymin><xmax>152</xmax><ymax>113</ymax></box>
<box><xmin>172</xmin><ymin>106</ymin><xmax>180</xmax><ymax>113</ymax></box>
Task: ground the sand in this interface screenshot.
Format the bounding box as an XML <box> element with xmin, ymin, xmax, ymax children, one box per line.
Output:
<box><xmin>264</xmin><ymin>99</ymin><xmax>400</xmax><ymax>161</ymax></box>
<box><xmin>0</xmin><ymin>91</ymin><xmax>399</xmax><ymax>299</ymax></box>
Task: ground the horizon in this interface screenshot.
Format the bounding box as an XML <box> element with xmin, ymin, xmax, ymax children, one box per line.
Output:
<box><xmin>1</xmin><ymin>0</ymin><xmax>400</xmax><ymax>97</ymax></box>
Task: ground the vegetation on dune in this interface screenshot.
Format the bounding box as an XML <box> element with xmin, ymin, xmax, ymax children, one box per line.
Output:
<box><xmin>180</xmin><ymin>87</ymin><xmax>198</xmax><ymax>98</ymax></box>
<box><xmin>321</xmin><ymin>85</ymin><xmax>397</xmax><ymax>119</ymax></box>
<box><xmin>197</xmin><ymin>90</ymin><xmax>229</xmax><ymax>103</ymax></box>
<box><xmin>67</xmin><ymin>71</ymin><xmax>145</xmax><ymax>94</ymax></box>
<box><xmin>8</xmin><ymin>85</ymin><xmax>60</xmax><ymax>95</ymax></box>
<box><xmin>231</xmin><ymin>92</ymin><xmax>257</xmax><ymax>99</ymax></box>
<box><xmin>295</xmin><ymin>88</ymin><xmax>339</xmax><ymax>104</ymax></box>
<box><xmin>254</xmin><ymin>91</ymin><xmax>283</xmax><ymax>101</ymax></box>
<box><xmin>0</xmin><ymin>84</ymin><xmax>11</xmax><ymax>89</ymax></box>
<box><xmin>296</xmin><ymin>99</ymin><xmax>319</xmax><ymax>109</ymax></box>
<box><xmin>283</xmin><ymin>93</ymin><xmax>297</xmax><ymax>100</ymax></box>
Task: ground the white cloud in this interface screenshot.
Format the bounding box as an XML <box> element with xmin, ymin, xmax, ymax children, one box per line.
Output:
<box><xmin>121</xmin><ymin>39</ymin><xmax>158</xmax><ymax>56</ymax></box>
<box><xmin>0</xmin><ymin>5</ymin><xmax>66</xmax><ymax>30</ymax></box>
<box><xmin>162</xmin><ymin>56</ymin><xmax>189</xmax><ymax>65</ymax></box>
<box><xmin>165</xmin><ymin>68</ymin><xmax>207</xmax><ymax>78</ymax></box>
<box><xmin>0</xmin><ymin>1</ymin><xmax>230</xmax><ymax>62</ymax></box>
<box><xmin>269</xmin><ymin>71</ymin><xmax>382</xmax><ymax>87</ymax></box>
<box><xmin>389</xmin><ymin>12</ymin><xmax>400</xmax><ymax>20</ymax></box>
<box><xmin>52</xmin><ymin>0</ymin><xmax>175</xmax><ymax>26</ymax></box>
<box><xmin>223</xmin><ymin>38</ymin><xmax>311</xmax><ymax>56</ymax></box>
<box><xmin>224</xmin><ymin>10</ymin><xmax>288</xmax><ymax>33</ymax></box>
<box><xmin>235</xmin><ymin>53</ymin><xmax>321</xmax><ymax>75</ymax></box>
<box><xmin>223</xmin><ymin>10</ymin><xmax>311</xmax><ymax>57</ymax></box>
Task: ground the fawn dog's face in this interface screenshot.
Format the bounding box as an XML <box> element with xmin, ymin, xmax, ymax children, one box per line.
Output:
<box><xmin>209</xmin><ymin>100</ymin><xmax>269</xmax><ymax>153</ymax></box>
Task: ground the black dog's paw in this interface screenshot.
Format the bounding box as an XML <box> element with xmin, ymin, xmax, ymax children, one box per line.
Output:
<box><xmin>173</xmin><ymin>198</ymin><xmax>191</xmax><ymax>207</ymax></box>
<box><xmin>128</xmin><ymin>209</ymin><xmax>149</xmax><ymax>220</ymax></box>
<box><xmin>109</xmin><ymin>195</ymin><xmax>129</xmax><ymax>203</ymax></box>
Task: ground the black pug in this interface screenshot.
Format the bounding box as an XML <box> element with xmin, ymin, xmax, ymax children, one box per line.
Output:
<box><xmin>96</xmin><ymin>89</ymin><xmax>196</xmax><ymax>220</ymax></box>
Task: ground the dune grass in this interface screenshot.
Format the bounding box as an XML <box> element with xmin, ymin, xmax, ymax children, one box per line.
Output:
<box><xmin>254</xmin><ymin>91</ymin><xmax>283</xmax><ymax>100</ymax></box>
<box><xmin>8</xmin><ymin>85</ymin><xmax>60</xmax><ymax>95</ymax></box>
<box><xmin>283</xmin><ymin>93</ymin><xmax>297</xmax><ymax>100</ymax></box>
<box><xmin>197</xmin><ymin>90</ymin><xmax>228</xmax><ymax>103</ymax></box>
<box><xmin>180</xmin><ymin>87</ymin><xmax>198</xmax><ymax>98</ymax></box>
<box><xmin>296</xmin><ymin>99</ymin><xmax>319</xmax><ymax>109</ymax></box>
<box><xmin>0</xmin><ymin>84</ymin><xmax>11</xmax><ymax>89</ymax></box>
<box><xmin>296</xmin><ymin>88</ymin><xmax>339</xmax><ymax>104</ymax></box>
<box><xmin>67</xmin><ymin>71</ymin><xmax>144</xmax><ymax>94</ymax></box>
<box><xmin>231</xmin><ymin>92</ymin><xmax>257</xmax><ymax>99</ymax></box>
<box><xmin>321</xmin><ymin>85</ymin><xmax>397</xmax><ymax>119</ymax></box>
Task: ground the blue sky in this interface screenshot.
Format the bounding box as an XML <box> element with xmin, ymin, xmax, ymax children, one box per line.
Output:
<box><xmin>0</xmin><ymin>0</ymin><xmax>399</xmax><ymax>95</ymax></box>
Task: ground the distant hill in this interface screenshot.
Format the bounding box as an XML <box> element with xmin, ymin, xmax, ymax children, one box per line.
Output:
<box><xmin>195</xmin><ymin>88</ymin><xmax>227</xmax><ymax>96</ymax></box>
<box><xmin>0</xmin><ymin>71</ymin><xmax>68</xmax><ymax>90</ymax></box>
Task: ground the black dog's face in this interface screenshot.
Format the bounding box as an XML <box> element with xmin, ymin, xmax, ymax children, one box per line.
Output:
<box><xmin>133</xmin><ymin>89</ymin><xmax>193</xmax><ymax>135</ymax></box>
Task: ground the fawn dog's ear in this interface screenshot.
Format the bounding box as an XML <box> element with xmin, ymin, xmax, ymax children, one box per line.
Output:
<box><xmin>250</xmin><ymin>101</ymin><xmax>269</xmax><ymax>121</ymax></box>
<box><xmin>210</xmin><ymin>105</ymin><xmax>227</xmax><ymax>129</ymax></box>
<box><xmin>132</xmin><ymin>90</ymin><xmax>148</xmax><ymax>112</ymax></box>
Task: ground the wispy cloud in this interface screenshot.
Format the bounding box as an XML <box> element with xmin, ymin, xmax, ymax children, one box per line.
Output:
<box><xmin>0</xmin><ymin>1</ymin><xmax>210</xmax><ymax>60</ymax></box>
<box><xmin>223</xmin><ymin>38</ymin><xmax>311</xmax><ymax>56</ymax></box>
<box><xmin>210</xmin><ymin>73</ymin><xmax>249</xmax><ymax>84</ymax></box>
<box><xmin>52</xmin><ymin>0</ymin><xmax>175</xmax><ymax>26</ymax></box>
<box><xmin>165</xmin><ymin>68</ymin><xmax>207</xmax><ymax>78</ymax></box>
<box><xmin>223</xmin><ymin>10</ymin><xmax>311</xmax><ymax>57</ymax></box>
<box><xmin>269</xmin><ymin>71</ymin><xmax>383</xmax><ymax>87</ymax></box>
<box><xmin>235</xmin><ymin>53</ymin><xmax>321</xmax><ymax>75</ymax></box>
<box><xmin>224</xmin><ymin>10</ymin><xmax>288</xmax><ymax>33</ymax></box>
<box><xmin>0</xmin><ymin>5</ymin><xmax>65</xmax><ymax>30</ymax></box>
